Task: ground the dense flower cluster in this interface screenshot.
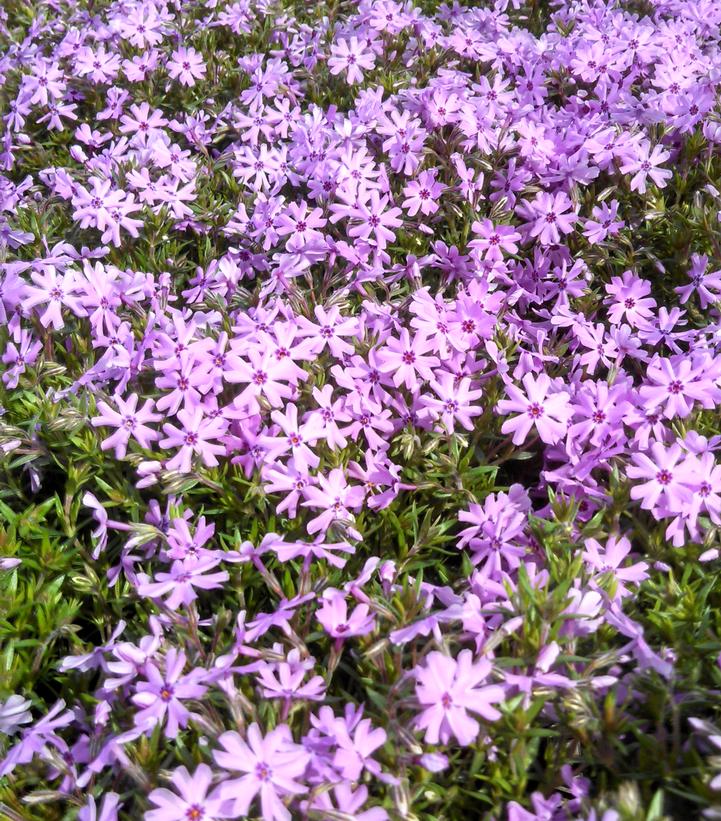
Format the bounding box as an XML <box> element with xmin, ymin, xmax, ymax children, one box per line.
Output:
<box><xmin>2</xmin><ymin>0</ymin><xmax>721</xmax><ymax>817</ymax></box>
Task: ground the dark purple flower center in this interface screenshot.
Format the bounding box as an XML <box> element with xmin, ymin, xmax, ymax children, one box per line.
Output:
<box><xmin>528</xmin><ymin>402</ymin><xmax>544</xmax><ymax>419</ymax></box>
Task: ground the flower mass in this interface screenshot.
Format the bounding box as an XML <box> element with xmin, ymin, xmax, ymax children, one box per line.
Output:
<box><xmin>3</xmin><ymin>0</ymin><xmax>721</xmax><ymax>817</ymax></box>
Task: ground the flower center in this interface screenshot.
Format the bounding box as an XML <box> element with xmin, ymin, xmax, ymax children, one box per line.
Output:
<box><xmin>528</xmin><ymin>402</ymin><xmax>544</xmax><ymax>419</ymax></box>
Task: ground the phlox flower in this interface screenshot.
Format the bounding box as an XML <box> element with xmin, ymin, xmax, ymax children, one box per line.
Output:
<box><xmin>21</xmin><ymin>266</ymin><xmax>82</xmax><ymax>330</ymax></box>
<box><xmin>421</xmin><ymin>373</ymin><xmax>483</xmax><ymax>432</ymax></box>
<box><xmin>146</xmin><ymin>764</ymin><xmax>233</xmax><ymax>821</ymax></box>
<box><xmin>605</xmin><ymin>270</ymin><xmax>656</xmax><ymax>327</ymax></box>
<box><xmin>225</xmin><ymin>347</ymin><xmax>301</xmax><ymax>411</ymax></box>
<box><xmin>377</xmin><ymin>328</ymin><xmax>440</xmax><ymax>390</ymax></box>
<box><xmin>620</xmin><ymin>141</ymin><xmax>672</xmax><ymax>193</ymax></box>
<box><xmin>328</xmin><ymin>37</ymin><xmax>376</xmax><ymax>84</ymax></box>
<box><xmin>582</xmin><ymin>535</ymin><xmax>649</xmax><ymax>598</ymax></box>
<box><xmin>402</xmin><ymin>169</ymin><xmax>446</xmax><ymax>217</ymax></box>
<box><xmin>159</xmin><ymin>406</ymin><xmax>227</xmax><ymax>473</ymax></box>
<box><xmin>640</xmin><ymin>355</ymin><xmax>719</xmax><ymax>419</ymax></box>
<box><xmin>497</xmin><ymin>373</ymin><xmax>572</xmax><ymax>446</ymax></box>
<box><xmin>344</xmin><ymin>190</ymin><xmax>403</xmax><ymax>251</ymax></box>
<box><xmin>136</xmin><ymin>558</ymin><xmax>229</xmax><ymax>610</ymax></box>
<box><xmin>0</xmin><ymin>695</ymin><xmax>32</xmax><ymax>736</ymax></box>
<box><xmin>91</xmin><ymin>393</ymin><xmax>161</xmax><ymax>458</ymax></box>
<box><xmin>77</xmin><ymin>793</ymin><xmax>121</xmax><ymax>821</ymax></box>
<box><xmin>261</xmin><ymin>459</ymin><xmax>312</xmax><ymax>519</ymax></box>
<box><xmin>213</xmin><ymin>723</ymin><xmax>310</xmax><ymax>821</ymax></box>
<box><xmin>254</xmin><ymin>649</ymin><xmax>326</xmax><ymax>705</ymax></box>
<box><xmin>2</xmin><ymin>329</ymin><xmax>41</xmax><ymax>388</ymax></box>
<box><xmin>316</xmin><ymin>589</ymin><xmax>375</xmax><ymax>641</ymax></box>
<box><xmin>582</xmin><ymin>200</ymin><xmax>625</xmax><ymax>244</ymax></box>
<box><xmin>0</xmin><ymin>700</ymin><xmax>74</xmax><ymax>777</ymax></box>
<box><xmin>260</xmin><ymin>403</ymin><xmax>324</xmax><ymax>473</ymax></box>
<box><xmin>676</xmin><ymin>253</ymin><xmax>721</xmax><ymax>308</ymax></box>
<box><xmin>301</xmin><ymin>468</ymin><xmax>365</xmax><ymax>536</ymax></box>
<box><xmin>167</xmin><ymin>46</ymin><xmax>206</xmax><ymax>86</ymax></box>
<box><xmin>131</xmin><ymin>649</ymin><xmax>207</xmax><ymax>738</ymax></box>
<box><xmin>523</xmin><ymin>191</ymin><xmax>577</xmax><ymax>246</ymax></box>
<box><xmin>626</xmin><ymin>440</ymin><xmax>694</xmax><ymax>515</ymax></box>
<box><xmin>331</xmin><ymin>716</ymin><xmax>387</xmax><ymax>780</ymax></box>
<box><xmin>470</xmin><ymin>218</ymin><xmax>521</xmax><ymax>261</ymax></box>
<box><xmin>296</xmin><ymin>304</ymin><xmax>359</xmax><ymax>358</ymax></box>
<box><xmin>305</xmin><ymin>783</ymin><xmax>388</xmax><ymax>821</ymax></box>
<box><xmin>414</xmin><ymin>650</ymin><xmax>504</xmax><ymax>746</ymax></box>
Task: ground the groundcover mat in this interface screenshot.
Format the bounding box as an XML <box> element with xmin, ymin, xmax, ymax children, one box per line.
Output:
<box><xmin>3</xmin><ymin>0</ymin><xmax>721</xmax><ymax>818</ymax></box>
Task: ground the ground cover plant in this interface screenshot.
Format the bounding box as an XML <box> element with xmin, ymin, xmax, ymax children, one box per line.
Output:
<box><xmin>2</xmin><ymin>0</ymin><xmax>721</xmax><ymax>817</ymax></box>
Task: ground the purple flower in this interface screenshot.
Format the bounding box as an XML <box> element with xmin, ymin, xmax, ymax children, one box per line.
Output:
<box><xmin>131</xmin><ymin>649</ymin><xmax>208</xmax><ymax>738</ymax></box>
<box><xmin>146</xmin><ymin>764</ymin><xmax>233</xmax><ymax>821</ymax></box>
<box><xmin>21</xmin><ymin>266</ymin><xmax>82</xmax><ymax>329</ymax></box>
<box><xmin>620</xmin><ymin>141</ymin><xmax>672</xmax><ymax>193</ymax></box>
<box><xmin>91</xmin><ymin>393</ymin><xmax>161</xmax><ymax>458</ymax></box>
<box><xmin>78</xmin><ymin>793</ymin><xmax>121</xmax><ymax>821</ymax></box>
<box><xmin>378</xmin><ymin>329</ymin><xmax>440</xmax><ymax>390</ymax></box>
<box><xmin>160</xmin><ymin>406</ymin><xmax>227</xmax><ymax>473</ymax></box>
<box><xmin>582</xmin><ymin>535</ymin><xmax>649</xmax><ymax>598</ymax></box>
<box><xmin>213</xmin><ymin>723</ymin><xmax>310</xmax><ymax>821</ymax></box>
<box><xmin>316</xmin><ymin>589</ymin><xmax>375</xmax><ymax>641</ymax></box>
<box><xmin>136</xmin><ymin>558</ymin><xmax>229</xmax><ymax>610</ymax></box>
<box><xmin>414</xmin><ymin>650</ymin><xmax>504</xmax><ymax>746</ymax></box>
<box><xmin>328</xmin><ymin>37</ymin><xmax>376</xmax><ymax>84</ymax></box>
<box><xmin>497</xmin><ymin>373</ymin><xmax>572</xmax><ymax>446</ymax></box>
<box><xmin>167</xmin><ymin>47</ymin><xmax>206</xmax><ymax>87</ymax></box>
<box><xmin>522</xmin><ymin>191</ymin><xmax>577</xmax><ymax>246</ymax></box>
<box><xmin>626</xmin><ymin>440</ymin><xmax>693</xmax><ymax>514</ymax></box>
<box><xmin>0</xmin><ymin>695</ymin><xmax>32</xmax><ymax>735</ymax></box>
